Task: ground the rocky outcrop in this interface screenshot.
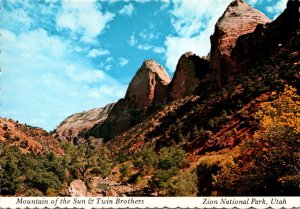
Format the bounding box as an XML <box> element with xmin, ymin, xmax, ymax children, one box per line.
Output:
<box><xmin>54</xmin><ymin>103</ymin><xmax>114</xmax><ymax>143</ymax></box>
<box><xmin>90</xmin><ymin>99</ymin><xmax>136</xmax><ymax>141</ymax></box>
<box><xmin>210</xmin><ymin>0</ymin><xmax>270</xmax><ymax>86</ymax></box>
<box><xmin>69</xmin><ymin>180</ymin><xmax>87</xmax><ymax>197</ymax></box>
<box><xmin>231</xmin><ymin>0</ymin><xmax>300</xmax><ymax>67</ymax></box>
<box><xmin>125</xmin><ymin>59</ymin><xmax>171</xmax><ymax>108</ymax></box>
<box><xmin>90</xmin><ymin>60</ymin><xmax>171</xmax><ymax>141</ymax></box>
<box><xmin>169</xmin><ymin>52</ymin><xmax>209</xmax><ymax>100</ymax></box>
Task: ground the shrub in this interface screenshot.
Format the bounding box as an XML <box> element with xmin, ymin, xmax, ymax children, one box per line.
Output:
<box><xmin>151</xmin><ymin>146</ymin><xmax>188</xmax><ymax>194</ymax></box>
<box><xmin>120</xmin><ymin>164</ymin><xmax>130</xmax><ymax>181</ymax></box>
<box><xmin>166</xmin><ymin>171</ymin><xmax>198</xmax><ymax>196</ymax></box>
<box><xmin>157</xmin><ymin>146</ymin><xmax>187</xmax><ymax>170</ymax></box>
<box><xmin>61</xmin><ymin>138</ymin><xmax>113</xmax><ymax>180</ymax></box>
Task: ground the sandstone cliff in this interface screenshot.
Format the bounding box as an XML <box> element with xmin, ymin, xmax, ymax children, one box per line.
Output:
<box><xmin>90</xmin><ymin>60</ymin><xmax>171</xmax><ymax>141</ymax></box>
<box><xmin>210</xmin><ymin>0</ymin><xmax>270</xmax><ymax>86</ymax></box>
<box><xmin>169</xmin><ymin>52</ymin><xmax>209</xmax><ymax>100</ymax></box>
<box><xmin>125</xmin><ymin>59</ymin><xmax>171</xmax><ymax>108</ymax></box>
<box><xmin>232</xmin><ymin>0</ymin><xmax>300</xmax><ymax>69</ymax></box>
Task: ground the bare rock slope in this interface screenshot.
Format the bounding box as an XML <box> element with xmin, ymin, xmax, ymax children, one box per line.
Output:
<box><xmin>54</xmin><ymin>103</ymin><xmax>114</xmax><ymax>142</ymax></box>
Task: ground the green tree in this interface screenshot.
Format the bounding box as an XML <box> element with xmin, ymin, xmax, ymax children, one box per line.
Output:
<box><xmin>0</xmin><ymin>143</ymin><xmax>66</xmax><ymax>195</ymax></box>
<box><xmin>62</xmin><ymin>137</ymin><xmax>113</xmax><ymax>181</ymax></box>
<box><xmin>0</xmin><ymin>148</ymin><xmax>21</xmax><ymax>195</ymax></box>
<box><xmin>157</xmin><ymin>146</ymin><xmax>187</xmax><ymax>170</ymax></box>
<box><xmin>151</xmin><ymin>146</ymin><xmax>187</xmax><ymax>194</ymax></box>
<box><xmin>166</xmin><ymin>171</ymin><xmax>198</xmax><ymax>196</ymax></box>
<box><xmin>134</xmin><ymin>146</ymin><xmax>158</xmax><ymax>175</ymax></box>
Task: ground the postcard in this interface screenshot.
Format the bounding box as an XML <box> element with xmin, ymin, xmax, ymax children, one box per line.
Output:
<box><xmin>0</xmin><ymin>0</ymin><xmax>299</xmax><ymax>208</ymax></box>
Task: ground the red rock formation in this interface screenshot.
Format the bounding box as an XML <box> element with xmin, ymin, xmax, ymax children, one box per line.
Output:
<box><xmin>169</xmin><ymin>52</ymin><xmax>209</xmax><ymax>100</ymax></box>
<box><xmin>90</xmin><ymin>60</ymin><xmax>171</xmax><ymax>141</ymax></box>
<box><xmin>125</xmin><ymin>59</ymin><xmax>171</xmax><ymax>108</ymax></box>
<box><xmin>210</xmin><ymin>0</ymin><xmax>270</xmax><ymax>86</ymax></box>
<box><xmin>231</xmin><ymin>0</ymin><xmax>300</xmax><ymax>67</ymax></box>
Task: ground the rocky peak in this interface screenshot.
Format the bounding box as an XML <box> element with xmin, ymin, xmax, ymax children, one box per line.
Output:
<box><xmin>210</xmin><ymin>0</ymin><xmax>270</xmax><ymax>86</ymax></box>
<box><xmin>125</xmin><ymin>59</ymin><xmax>171</xmax><ymax>108</ymax></box>
<box><xmin>229</xmin><ymin>0</ymin><xmax>245</xmax><ymax>7</ymax></box>
<box><xmin>169</xmin><ymin>52</ymin><xmax>209</xmax><ymax>100</ymax></box>
<box><xmin>90</xmin><ymin>60</ymin><xmax>171</xmax><ymax>141</ymax></box>
<box><xmin>231</xmin><ymin>0</ymin><xmax>299</xmax><ymax>68</ymax></box>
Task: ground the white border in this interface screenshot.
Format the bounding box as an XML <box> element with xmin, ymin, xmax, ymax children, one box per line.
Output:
<box><xmin>0</xmin><ymin>197</ymin><xmax>299</xmax><ymax>208</ymax></box>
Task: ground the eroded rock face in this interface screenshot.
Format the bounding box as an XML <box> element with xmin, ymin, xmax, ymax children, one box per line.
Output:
<box><xmin>90</xmin><ymin>60</ymin><xmax>171</xmax><ymax>141</ymax></box>
<box><xmin>169</xmin><ymin>52</ymin><xmax>209</xmax><ymax>100</ymax></box>
<box><xmin>69</xmin><ymin>180</ymin><xmax>87</xmax><ymax>197</ymax></box>
<box><xmin>232</xmin><ymin>0</ymin><xmax>300</xmax><ymax>66</ymax></box>
<box><xmin>125</xmin><ymin>59</ymin><xmax>171</xmax><ymax>108</ymax></box>
<box><xmin>210</xmin><ymin>0</ymin><xmax>270</xmax><ymax>86</ymax></box>
<box><xmin>54</xmin><ymin>103</ymin><xmax>114</xmax><ymax>143</ymax></box>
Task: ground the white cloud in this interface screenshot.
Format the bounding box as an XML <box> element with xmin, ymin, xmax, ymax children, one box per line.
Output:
<box><xmin>104</xmin><ymin>65</ymin><xmax>112</xmax><ymax>71</ymax></box>
<box><xmin>137</xmin><ymin>44</ymin><xmax>152</xmax><ymax>50</ymax></box>
<box><xmin>118</xmin><ymin>57</ymin><xmax>129</xmax><ymax>67</ymax></box>
<box><xmin>129</xmin><ymin>29</ymin><xmax>162</xmax><ymax>53</ymax></box>
<box><xmin>56</xmin><ymin>0</ymin><xmax>115</xmax><ymax>42</ymax></box>
<box><xmin>139</xmin><ymin>31</ymin><xmax>157</xmax><ymax>41</ymax></box>
<box><xmin>74</xmin><ymin>46</ymin><xmax>84</xmax><ymax>53</ymax></box>
<box><xmin>266</xmin><ymin>0</ymin><xmax>287</xmax><ymax>19</ymax></box>
<box><xmin>136</xmin><ymin>43</ymin><xmax>165</xmax><ymax>54</ymax></box>
<box><xmin>119</xmin><ymin>3</ymin><xmax>134</xmax><ymax>16</ymax></box>
<box><xmin>164</xmin><ymin>0</ymin><xmax>232</xmax><ymax>71</ymax></box>
<box><xmin>64</xmin><ymin>65</ymin><xmax>106</xmax><ymax>82</ymax></box>
<box><xmin>165</xmin><ymin>36</ymin><xmax>203</xmax><ymax>71</ymax></box>
<box><xmin>5</xmin><ymin>8</ymin><xmax>33</xmax><ymax>28</ymax></box>
<box><xmin>88</xmin><ymin>84</ymin><xmax>125</xmax><ymax>99</ymax></box>
<box><xmin>159</xmin><ymin>0</ymin><xmax>170</xmax><ymax>10</ymax></box>
<box><xmin>153</xmin><ymin>46</ymin><xmax>165</xmax><ymax>54</ymax></box>
<box><xmin>247</xmin><ymin>0</ymin><xmax>259</xmax><ymax>5</ymax></box>
<box><xmin>87</xmin><ymin>48</ymin><xmax>110</xmax><ymax>58</ymax></box>
<box><xmin>0</xmin><ymin>28</ymin><xmax>126</xmax><ymax>130</ymax></box>
<box><xmin>169</xmin><ymin>0</ymin><xmax>232</xmax><ymax>37</ymax></box>
<box><xmin>128</xmin><ymin>34</ymin><xmax>137</xmax><ymax>46</ymax></box>
<box><xmin>106</xmin><ymin>57</ymin><xmax>114</xmax><ymax>62</ymax></box>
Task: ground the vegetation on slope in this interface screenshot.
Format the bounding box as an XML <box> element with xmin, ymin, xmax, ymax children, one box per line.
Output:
<box><xmin>0</xmin><ymin>143</ymin><xmax>66</xmax><ymax>196</ymax></box>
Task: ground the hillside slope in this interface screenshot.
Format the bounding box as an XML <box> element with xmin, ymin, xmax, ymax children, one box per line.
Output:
<box><xmin>0</xmin><ymin>118</ymin><xmax>62</xmax><ymax>155</ymax></box>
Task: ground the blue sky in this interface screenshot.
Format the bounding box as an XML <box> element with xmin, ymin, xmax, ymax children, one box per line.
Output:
<box><xmin>0</xmin><ymin>0</ymin><xmax>287</xmax><ymax>131</ymax></box>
